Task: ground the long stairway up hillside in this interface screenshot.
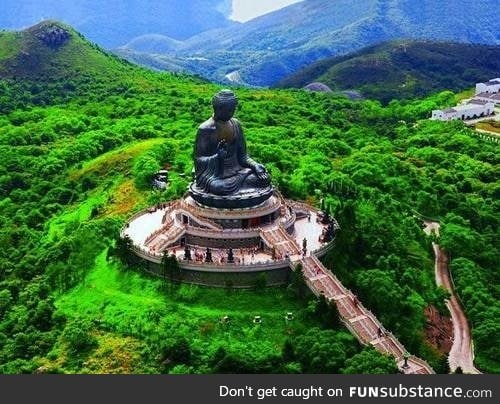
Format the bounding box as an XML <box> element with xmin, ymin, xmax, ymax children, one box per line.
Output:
<box><xmin>296</xmin><ymin>255</ymin><xmax>435</xmax><ymax>374</ymax></box>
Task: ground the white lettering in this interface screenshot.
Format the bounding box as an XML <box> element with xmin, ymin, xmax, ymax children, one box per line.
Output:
<box><xmin>219</xmin><ymin>386</ymin><xmax>251</xmax><ymax>398</ymax></box>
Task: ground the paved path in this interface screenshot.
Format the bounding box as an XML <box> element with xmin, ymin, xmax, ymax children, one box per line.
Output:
<box><xmin>294</xmin><ymin>255</ymin><xmax>434</xmax><ymax>374</ymax></box>
<box><xmin>423</xmin><ymin>221</ymin><xmax>481</xmax><ymax>374</ymax></box>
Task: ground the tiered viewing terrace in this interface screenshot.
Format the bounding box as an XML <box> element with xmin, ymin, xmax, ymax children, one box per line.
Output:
<box><xmin>122</xmin><ymin>192</ymin><xmax>330</xmax><ymax>267</ymax></box>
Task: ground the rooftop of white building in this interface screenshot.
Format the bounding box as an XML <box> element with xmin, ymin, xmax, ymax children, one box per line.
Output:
<box><xmin>480</xmin><ymin>78</ymin><xmax>500</xmax><ymax>86</ymax></box>
<box><xmin>468</xmin><ymin>99</ymin><xmax>492</xmax><ymax>105</ymax></box>
<box><xmin>476</xmin><ymin>92</ymin><xmax>500</xmax><ymax>101</ymax></box>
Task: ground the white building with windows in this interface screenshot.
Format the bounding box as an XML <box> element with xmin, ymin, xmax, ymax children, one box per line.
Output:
<box><xmin>475</xmin><ymin>78</ymin><xmax>500</xmax><ymax>95</ymax></box>
<box><xmin>431</xmin><ymin>100</ymin><xmax>494</xmax><ymax>121</ymax></box>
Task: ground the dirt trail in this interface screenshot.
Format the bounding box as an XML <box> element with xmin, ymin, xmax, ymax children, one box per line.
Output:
<box><xmin>424</xmin><ymin>221</ymin><xmax>481</xmax><ymax>374</ymax></box>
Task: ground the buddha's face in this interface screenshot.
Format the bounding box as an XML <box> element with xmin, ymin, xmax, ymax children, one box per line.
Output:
<box><xmin>213</xmin><ymin>101</ymin><xmax>237</xmax><ymax>122</ymax></box>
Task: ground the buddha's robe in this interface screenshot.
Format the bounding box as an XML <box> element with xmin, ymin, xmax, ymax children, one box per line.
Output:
<box><xmin>194</xmin><ymin>118</ymin><xmax>269</xmax><ymax>196</ymax></box>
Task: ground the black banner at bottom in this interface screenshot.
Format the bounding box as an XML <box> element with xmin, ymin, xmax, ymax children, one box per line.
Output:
<box><xmin>0</xmin><ymin>374</ymin><xmax>497</xmax><ymax>404</ymax></box>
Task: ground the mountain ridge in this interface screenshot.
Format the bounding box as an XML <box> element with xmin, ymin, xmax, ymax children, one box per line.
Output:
<box><xmin>0</xmin><ymin>20</ymin><xmax>132</xmax><ymax>82</ymax></box>
<box><xmin>0</xmin><ymin>0</ymin><xmax>237</xmax><ymax>48</ymax></box>
<box><xmin>117</xmin><ymin>0</ymin><xmax>500</xmax><ymax>86</ymax></box>
<box><xmin>275</xmin><ymin>40</ymin><xmax>500</xmax><ymax>103</ymax></box>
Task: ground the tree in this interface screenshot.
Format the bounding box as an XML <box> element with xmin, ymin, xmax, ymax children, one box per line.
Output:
<box><xmin>293</xmin><ymin>328</ymin><xmax>357</xmax><ymax>373</ymax></box>
<box><xmin>253</xmin><ymin>273</ymin><xmax>267</xmax><ymax>291</ymax></box>
<box><xmin>342</xmin><ymin>347</ymin><xmax>398</xmax><ymax>374</ymax></box>
<box><xmin>439</xmin><ymin>214</ymin><xmax>483</xmax><ymax>260</ymax></box>
<box><xmin>282</xmin><ymin>339</ymin><xmax>295</xmax><ymax>362</ymax></box>
<box><xmin>161</xmin><ymin>251</ymin><xmax>181</xmax><ymax>283</ymax></box>
<box><xmin>314</xmin><ymin>295</ymin><xmax>341</xmax><ymax>329</ymax></box>
<box><xmin>288</xmin><ymin>263</ymin><xmax>309</xmax><ymax>300</ymax></box>
<box><xmin>61</xmin><ymin>318</ymin><xmax>97</xmax><ymax>355</ymax></box>
<box><xmin>114</xmin><ymin>235</ymin><xmax>136</xmax><ymax>268</ymax></box>
<box><xmin>132</xmin><ymin>152</ymin><xmax>161</xmax><ymax>189</ymax></box>
<box><xmin>0</xmin><ymin>289</ymin><xmax>12</xmax><ymax>317</ymax></box>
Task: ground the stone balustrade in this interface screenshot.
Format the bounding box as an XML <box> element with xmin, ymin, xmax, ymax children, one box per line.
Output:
<box><xmin>185</xmin><ymin>225</ymin><xmax>261</xmax><ymax>239</ymax></box>
<box><xmin>131</xmin><ymin>244</ymin><xmax>292</xmax><ymax>272</ymax></box>
<box><xmin>300</xmin><ymin>255</ymin><xmax>434</xmax><ymax>374</ymax></box>
<box><xmin>181</xmin><ymin>195</ymin><xmax>282</xmax><ymax>219</ymax></box>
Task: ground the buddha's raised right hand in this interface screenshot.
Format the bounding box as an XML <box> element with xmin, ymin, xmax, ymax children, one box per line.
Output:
<box><xmin>217</xmin><ymin>140</ymin><xmax>228</xmax><ymax>159</ymax></box>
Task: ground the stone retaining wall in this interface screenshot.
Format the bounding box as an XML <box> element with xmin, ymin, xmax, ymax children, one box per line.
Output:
<box><xmin>139</xmin><ymin>257</ymin><xmax>292</xmax><ymax>288</ymax></box>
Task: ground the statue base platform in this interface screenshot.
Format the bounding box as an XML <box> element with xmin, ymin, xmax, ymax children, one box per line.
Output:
<box><xmin>189</xmin><ymin>183</ymin><xmax>274</xmax><ymax>209</ymax></box>
<box><xmin>121</xmin><ymin>191</ymin><xmax>338</xmax><ymax>288</ymax></box>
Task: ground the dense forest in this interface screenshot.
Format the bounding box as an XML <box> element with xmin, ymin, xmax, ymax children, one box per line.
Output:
<box><xmin>0</xmin><ymin>22</ymin><xmax>498</xmax><ymax>374</ymax></box>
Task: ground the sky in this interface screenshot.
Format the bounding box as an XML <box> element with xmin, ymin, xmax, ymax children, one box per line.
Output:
<box><xmin>230</xmin><ymin>0</ymin><xmax>303</xmax><ymax>22</ymax></box>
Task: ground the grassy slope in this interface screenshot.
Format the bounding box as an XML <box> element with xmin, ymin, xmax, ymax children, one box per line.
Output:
<box><xmin>42</xmin><ymin>139</ymin><xmax>165</xmax><ymax>240</ymax></box>
<box><xmin>0</xmin><ymin>21</ymin><xmax>127</xmax><ymax>80</ymax></box>
<box><xmin>56</xmin><ymin>251</ymin><xmax>313</xmax><ymax>359</ymax></box>
<box><xmin>49</xmin><ymin>248</ymin><xmax>323</xmax><ymax>373</ymax></box>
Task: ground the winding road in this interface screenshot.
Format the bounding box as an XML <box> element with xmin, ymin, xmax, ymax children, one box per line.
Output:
<box><xmin>423</xmin><ymin>221</ymin><xmax>481</xmax><ymax>374</ymax></box>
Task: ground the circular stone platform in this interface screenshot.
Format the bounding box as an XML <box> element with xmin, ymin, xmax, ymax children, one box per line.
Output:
<box><xmin>122</xmin><ymin>191</ymin><xmax>338</xmax><ymax>288</ymax></box>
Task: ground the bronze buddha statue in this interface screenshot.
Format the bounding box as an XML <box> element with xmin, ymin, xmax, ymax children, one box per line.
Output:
<box><xmin>190</xmin><ymin>90</ymin><xmax>273</xmax><ymax>208</ymax></box>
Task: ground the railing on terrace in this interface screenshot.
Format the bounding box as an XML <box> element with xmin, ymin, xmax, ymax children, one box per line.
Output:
<box><xmin>280</xmin><ymin>209</ymin><xmax>296</xmax><ymax>228</ymax></box>
<box><xmin>131</xmin><ymin>245</ymin><xmax>291</xmax><ymax>271</ymax></box>
<box><xmin>144</xmin><ymin>218</ymin><xmax>177</xmax><ymax>246</ymax></box>
<box><xmin>177</xmin><ymin>204</ymin><xmax>223</xmax><ymax>230</ymax></box>
<box><xmin>185</xmin><ymin>225</ymin><xmax>260</xmax><ymax>238</ymax></box>
<box><xmin>181</xmin><ymin>196</ymin><xmax>282</xmax><ymax>218</ymax></box>
<box><xmin>311</xmin><ymin>241</ymin><xmax>335</xmax><ymax>257</ymax></box>
<box><xmin>288</xmin><ymin>200</ymin><xmax>319</xmax><ymax>214</ymax></box>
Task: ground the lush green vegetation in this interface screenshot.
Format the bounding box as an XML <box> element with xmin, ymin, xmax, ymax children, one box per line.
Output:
<box><xmin>276</xmin><ymin>41</ymin><xmax>500</xmax><ymax>104</ymax></box>
<box><xmin>0</xmin><ymin>22</ymin><xmax>498</xmax><ymax>374</ymax></box>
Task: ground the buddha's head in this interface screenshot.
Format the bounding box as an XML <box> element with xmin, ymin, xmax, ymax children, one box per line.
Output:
<box><xmin>213</xmin><ymin>90</ymin><xmax>238</xmax><ymax>122</ymax></box>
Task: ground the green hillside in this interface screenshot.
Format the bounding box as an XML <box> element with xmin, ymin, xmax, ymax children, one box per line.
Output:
<box><xmin>276</xmin><ymin>41</ymin><xmax>500</xmax><ymax>103</ymax></box>
<box><xmin>0</xmin><ymin>23</ymin><xmax>498</xmax><ymax>374</ymax></box>
<box><xmin>0</xmin><ymin>21</ymin><xmax>124</xmax><ymax>78</ymax></box>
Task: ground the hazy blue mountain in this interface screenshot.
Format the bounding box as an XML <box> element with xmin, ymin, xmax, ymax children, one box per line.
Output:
<box><xmin>276</xmin><ymin>40</ymin><xmax>500</xmax><ymax>103</ymax></box>
<box><xmin>0</xmin><ymin>0</ymin><xmax>236</xmax><ymax>48</ymax></box>
<box><xmin>118</xmin><ymin>0</ymin><xmax>500</xmax><ymax>86</ymax></box>
<box><xmin>123</xmin><ymin>35</ymin><xmax>184</xmax><ymax>54</ymax></box>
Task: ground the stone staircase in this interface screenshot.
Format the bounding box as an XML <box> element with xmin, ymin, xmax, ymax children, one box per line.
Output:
<box><xmin>145</xmin><ymin>224</ymin><xmax>185</xmax><ymax>253</ymax></box>
<box><xmin>176</xmin><ymin>207</ymin><xmax>223</xmax><ymax>230</ymax></box>
<box><xmin>297</xmin><ymin>255</ymin><xmax>435</xmax><ymax>374</ymax></box>
<box><xmin>260</xmin><ymin>225</ymin><xmax>301</xmax><ymax>257</ymax></box>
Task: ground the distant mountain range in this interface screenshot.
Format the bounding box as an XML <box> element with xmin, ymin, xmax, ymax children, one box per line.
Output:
<box><xmin>0</xmin><ymin>0</ymin><xmax>236</xmax><ymax>48</ymax></box>
<box><xmin>276</xmin><ymin>41</ymin><xmax>500</xmax><ymax>103</ymax></box>
<box><xmin>2</xmin><ymin>0</ymin><xmax>499</xmax><ymax>89</ymax></box>
<box><xmin>115</xmin><ymin>0</ymin><xmax>500</xmax><ymax>86</ymax></box>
